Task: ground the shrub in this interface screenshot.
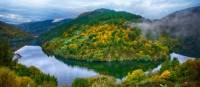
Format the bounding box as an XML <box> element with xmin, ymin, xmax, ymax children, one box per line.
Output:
<box><xmin>0</xmin><ymin>38</ymin><xmax>13</xmax><ymax>66</ymax></box>
<box><xmin>0</xmin><ymin>67</ymin><xmax>17</xmax><ymax>87</ymax></box>
<box><xmin>16</xmin><ymin>76</ymin><xmax>36</xmax><ymax>87</ymax></box>
<box><xmin>0</xmin><ymin>67</ymin><xmax>36</xmax><ymax>87</ymax></box>
<box><xmin>72</xmin><ymin>75</ymin><xmax>116</xmax><ymax>87</ymax></box>
<box><xmin>160</xmin><ymin>70</ymin><xmax>171</xmax><ymax>80</ymax></box>
<box><xmin>122</xmin><ymin>69</ymin><xmax>145</xmax><ymax>86</ymax></box>
<box><xmin>72</xmin><ymin>78</ymin><xmax>89</xmax><ymax>87</ymax></box>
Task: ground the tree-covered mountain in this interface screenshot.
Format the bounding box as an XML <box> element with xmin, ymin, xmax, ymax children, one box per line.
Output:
<box><xmin>42</xmin><ymin>8</ymin><xmax>177</xmax><ymax>61</ymax></box>
<box><xmin>0</xmin><ymin>21</ymin><xmax>33</xmax><ymax>50</ymax></box>
<box><xmin>136</xmin><ymin>6</ymin><xmax>200</xmax><ymax>57</ymax></box>
<box><xmin>17</xmin><ymin>19</ymin><xmax>72</xmax><ymax>36</ymax></box>
<box><xmin>38</xmin><ymin>9</ymin><xmax>143</xmax><ymax>43</ymax></box>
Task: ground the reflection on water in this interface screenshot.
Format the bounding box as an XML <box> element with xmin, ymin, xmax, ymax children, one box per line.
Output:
<box><xmin>15</xmin><ymin>46</ymin><xmax>165</xmax><ymax>87</ymax></box>
<box><xmin>57</xmin><ymin>57</ymin><xmax>162</xmax><ymax>78</ymax></box>
<box><xmin>15</xmin><ymin>46</ymin><xmax>98</xmax><ymax>87</ymax></box>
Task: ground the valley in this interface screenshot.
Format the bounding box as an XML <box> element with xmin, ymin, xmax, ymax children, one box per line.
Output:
<box><xmin>0</xmin><ymin>4</ymin><xmax>200</xmax><ymax>87</ymax></box>
<box><xmin>15</xmin><ymin>45</ymin><xmax>190</xmax><ymax>87</ymax></box>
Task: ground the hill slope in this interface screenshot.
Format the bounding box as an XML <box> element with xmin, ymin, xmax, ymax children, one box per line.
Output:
<box><xmin>17</xmin><ymin>19</ymin><xmax>72</xmax><ymax>36</ymax></box>
<box><xmin>42</xmin><ymin>9</ymin><xmax>176</xmax><ymax>61</ymax></box>
<box><xmin>38</xmin><ymin>9</ymin><xmax>143</xmax><ymax>43</ymax></box>
<box><xmin>160</xmin><ymin>6</ymin><xmax>200</xmax><ymax>57</ymax></box>
<box><xmin>137</xmin><ymin>6</ymin><xmax>200</xmax><ymax>57</ymax></box>
<box><xmin>0</xmin><ymin>21</ymin><xmax>33</xmax><ymax>50</ymax></box>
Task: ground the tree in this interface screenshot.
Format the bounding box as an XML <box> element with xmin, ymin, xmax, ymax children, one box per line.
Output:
<box><xmin>0</xmin><ymin>67</ymin><xmax>16</xmax><ymax>87</ymax></box>
<box><xmin>160</xmin><ymin>70</ymin><xmax>171</xmax><ymax>80</ymax></box>
<box><xmin>72</xmin><ymin>78</ymin><xmax>89</xmax><ymax>87</ymax></box>
<box><xmin>0</xmin><ymin>37</ymin><xmax>13</xmax><ymax>66</ymax></box>
<box><xmin>123</xmin><ymin>69</ymin><xmax>145</xmax><ymax>85</ymax></box>
<box><xmin>16</xmin><ymin>76</ymin><xmax>36</xmax><ymax>87</ymax></box>
<box><xmin>72</xmin><ymin>75</ymin><xmax>116</xmax><ymax>87</ymax></box>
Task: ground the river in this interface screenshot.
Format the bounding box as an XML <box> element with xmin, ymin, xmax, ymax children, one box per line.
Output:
<box><xmin>14</xmin><ymin>46</ymin><xmax>193</xmax><ymax>87</ymax></box>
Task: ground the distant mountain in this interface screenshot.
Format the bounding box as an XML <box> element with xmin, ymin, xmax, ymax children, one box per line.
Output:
<box><xmin>136</xmin><ymin>6</ymin><xmax>200</xmax><ymax>57</ymax></box>
<box><xmin>17</xmin><ymin>19</ymin><xmax>72</xmax><ymax>36</ymax></box>
<box><xmin>41</xmin><ymin>8</ymin><xmax>175</xmax><ymax>61</ymax></box>
<box><xmin>0</xmin><ymin>21</ymin><xmax>33</xmax><ymax>50</ymax></box>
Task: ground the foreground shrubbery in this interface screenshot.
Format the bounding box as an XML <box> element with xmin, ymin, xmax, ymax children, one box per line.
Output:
<box><xmin>0</xmin><ymin>67</ymin><xmax>36</xmax><ymax>87</ymax></box>
<box><xmin>72</xmin><ymin>59</ymin><xmax>200</xmax><ymax>87</ymax></box>
<box><xmin>0</xmin><ymin>37</ymin><xmax>57</xmax><ymax>87</ymax></box>
<box><xmin>72</xmin><ymin>75</ymin><xmax>117</xmax><ymax>87</ymax></box>
<box><xmin>122</xmin><ymin>59</ymin><xmax>200</xmax><ymax>87</ymax></box>
<box><xmin>11</xmin><ymin>64</ymin><xmax>57</xmax><ymax>87</ymax></box>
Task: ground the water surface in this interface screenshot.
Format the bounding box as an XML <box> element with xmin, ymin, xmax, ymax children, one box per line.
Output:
<box><xmin>15</xmin><ymin>46</ymin><xmax>98</xmax><ymax>87</ymax></box>
<box><xmin>15</xmin><ymin>46</ymin><xmax>189</xmax><ymax>86</ymax></box>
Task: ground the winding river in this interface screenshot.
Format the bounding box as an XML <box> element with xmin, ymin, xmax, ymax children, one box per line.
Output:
<box><xmin>14</xmin><ymin>46</ymin><xmax>193</xmax><ymax>87</ymax></box>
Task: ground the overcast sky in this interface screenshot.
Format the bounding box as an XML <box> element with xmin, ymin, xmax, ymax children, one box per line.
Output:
<box><xmin>0</xmin><ymin>0</ymin><xmax>199</xmax><ymax>24</ymax></box>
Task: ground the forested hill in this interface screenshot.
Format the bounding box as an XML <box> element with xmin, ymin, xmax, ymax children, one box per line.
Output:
<box><xmin>38</xmin><ymin>8</ymin><xmax>143</xmax><ymax>43</ymax></box>
<box><xmin>0</xmin><ymin>21</ymin><xmax>33</xmax><ymax>50</ymax></box>
<box><xmin>42</xmin><ymin>8</ymin><xmax>178</xmax><ymax>61</ymax></box>
<box><xmin>17</xmin><ymin>19</ymin><xmax>72</xmax><ymax>36</ymax></box>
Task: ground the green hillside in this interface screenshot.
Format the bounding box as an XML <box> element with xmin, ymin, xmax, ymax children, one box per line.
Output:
<box><xmin>0</xmin><ymin>21</ymin><xmax>33</xmax><ymax>50</ymax></box>
<box><xmin>39</xmin><ymin>9</ymin><xmax>142</xmax><ymax>43</ymax></box>
<box><xmin>42</xmin><ymin>9</ymin><xmax>178</xmax><ymax>61</ymax></box>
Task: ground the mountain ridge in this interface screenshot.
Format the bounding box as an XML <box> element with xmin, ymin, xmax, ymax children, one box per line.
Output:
<box><xmin>0</xmin><ymin>21</ymin><xmax>34</xmax><ymax>50</ymax></box>
<box><xmin>41</xmin><ymin>8</ymin><xmax>176</xmax><ymax>61</ymax></box>
<box><xmin>38</xmin><ymin>8</ymin><xmax>143</xmax><ymax>43</ymax></box>
<box><xmin>17</xmin><ymin>19</ymin><xmax>72</xmax><ymax>36</ymax></box>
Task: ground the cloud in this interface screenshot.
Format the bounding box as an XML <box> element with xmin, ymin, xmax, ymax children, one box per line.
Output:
<box><xmin>0</xmin><ymin>13</ymin><xmax>31</xmax><ymax>24</ymax></box>
<box><xmin>0</xmin><ymin>0</ymin><xmax>199</xmax><ymax>24</ymax></box>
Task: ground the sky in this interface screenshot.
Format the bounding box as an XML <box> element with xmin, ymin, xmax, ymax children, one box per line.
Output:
<box><xmin>0</xmin><ymin>0</ymin><xmax>199</xmax><ymax>24</ymax></box>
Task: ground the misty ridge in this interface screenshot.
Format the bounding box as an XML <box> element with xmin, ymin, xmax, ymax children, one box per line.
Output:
<box><xmin>130</xmin><ymin>6</ymin><xmax>200</xmax><ymax>57</ymax></box>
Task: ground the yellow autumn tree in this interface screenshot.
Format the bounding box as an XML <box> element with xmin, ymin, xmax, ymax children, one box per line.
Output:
<box><xmin>160</xmin><ymin>70</ymin><xmax>171</xmax><ymax>80</ymax></box>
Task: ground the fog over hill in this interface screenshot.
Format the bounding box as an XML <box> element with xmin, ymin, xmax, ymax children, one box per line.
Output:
<box><xmin>132</xmin><ymin>6</ymin><xmax>200</xmax><ymax>57</ymax></box>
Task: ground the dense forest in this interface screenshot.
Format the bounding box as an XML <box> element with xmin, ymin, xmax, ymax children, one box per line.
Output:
<box><xmin>42</xmin><ymin>9</ymin><xmax>178</xmax><ymax>61</ymax></box>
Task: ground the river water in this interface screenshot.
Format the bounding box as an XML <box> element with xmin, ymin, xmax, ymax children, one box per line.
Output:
<box><xmin>14</xmin><ymin>46</ymin><xmax>192</xmax><ymax>87</ymax></box>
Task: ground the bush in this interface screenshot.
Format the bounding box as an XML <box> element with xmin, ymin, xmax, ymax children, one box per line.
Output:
<box><xmin>0</xmin><ymin>67</ymin><xmax>36</xmax><ymax>87</ymax></box>
<box><xmin>16</xmin><ymin>76</ymin><xmax>36</xmax><ymax>87</ymax></box>
<box><xmin>122</xmin><ymin>69</ymin><xmax>145</xmax><ymax>86</ymax></box>
<box><xmin>160</xmin><ymin>70</ymin><xmax>171</xmax><ymax>80</ymax></box>
<box><xmin>0</xmin><ymin>67</ymin><xmax>17</xmax><ymax>87</ymax></box>
<box><xmin>0</xmin><ymin>38</ymin><xmax>13</xmax><ymax>66</ymax></box>
<box><xmin>72</xmin><ymin>75</ymin><xmax>116</xmax><ymax>87</ymax></box>
<box><xmin>72</xmin><ymin>78</ymin><xmax>89</xmax><ymax>87</ymax></box>
<box><xmin>176</xmin><ymin>59</ymin><xmax>200</xmax><ymax>81</ymax></box>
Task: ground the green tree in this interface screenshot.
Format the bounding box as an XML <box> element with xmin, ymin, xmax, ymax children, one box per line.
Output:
<box><xmin>0</xmin><ymin>67</ymin><xmax>17</xmax><ymax>87</ymax></box>
<box><xmin>0</xmin><ymin>37</ymin><xmax>13</xmax><ymax>66</ymax></box>
<box><xmin>123</xmin><ymin>69</ymin><xmax>145</xmax><ymax>85</ymax></box>
<box><xmin>72</xmin><ymin>78</ymin><xmax>89</xmax><ymax>87</ymax></box>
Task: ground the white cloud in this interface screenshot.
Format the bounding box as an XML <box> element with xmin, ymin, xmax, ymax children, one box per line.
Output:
<box><xmin>0</xmin><ymin>13</ymin><xmax>31</xmax><ymax>24</ymax></box>
<box><xmin>0</xmin><ymin>0</ymin><xmax>199</xmax><ymax>23</ymax></box>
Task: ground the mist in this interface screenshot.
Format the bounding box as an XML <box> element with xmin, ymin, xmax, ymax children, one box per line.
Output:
<box><xmin>130</xmin><ymin>6</ymin><xmax>200</xmax><ymax>57</ymax></box>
